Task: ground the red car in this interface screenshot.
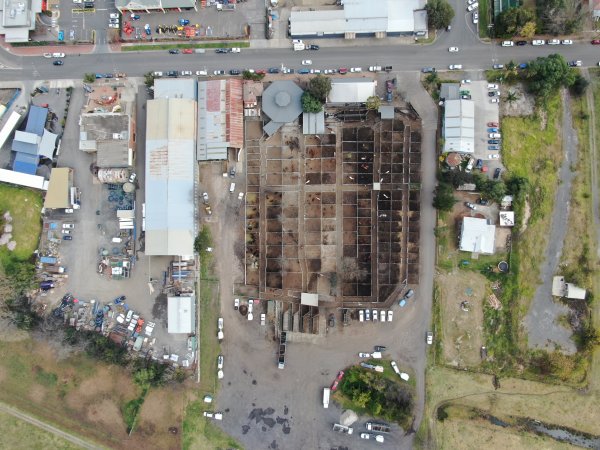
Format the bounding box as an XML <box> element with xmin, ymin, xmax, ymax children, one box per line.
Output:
<box><xmin>255</xmin><ymin>69</ymin><xmax>266</xmax><ymax>75</ymax></box>
<box><xmin>592</xmin><ymin>40</ymin><xmax>600</xmax><ymax>45</ymax></box>
<box><xmin>182</xmin><ymin>48</ymin><xmax>193</xmax><ymax>54</ymax></box>
<box><xmin>338</xmin><ymin>68</ymin><xmax>348</xmax><ymax>74</ymax></box>
<box><xmin>331</xmin><ymin>370</ymin><xmax>345</xmax><ymax>391</ymax></box>
<box><xmin>487</xmin><ymin>121</ymin><xmax>498</xmax><ymax>127</ymax></box>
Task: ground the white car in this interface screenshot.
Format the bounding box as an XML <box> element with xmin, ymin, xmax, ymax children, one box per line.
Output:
<box><xmin>260</xmin><ymin>313</ymin><xmax>266</xmax><ymax>326</ymax></box>
<box><xmin>532</xmin><ymin>39</ymin><xmax>545</xmax><ymax>45</ymax></box>
<box><xmin>62</xmin><ymin>223</ymin><xmax>74</xmax><ymax>229</ymax></box>
<box><xmin>43</xmin><ymin>53</ymin><xmax>52</xmax><ymax>58</ymax></box>
<box><xmin>380</xmin><ymin>310</ymin><xmax>386</xmax><ymax>322</ymax></box>
<box><xmin>126</xmin><ymin>310</ymin><xmax>133</xmax><ymax>322</ymax></box>
<box><xmin>467</xmin><ymin>0</ymin><xmax>477</xmax><ymax>4</ymax></box>
<box><xmin>230</xmin><ymin>47</ymin><xmax>241</xmax><ymax>53</ymax></box>
<box><xmin>128</xmin><ymin>172</ymin><xmax>137</xmax><ymax>183</ymax></box>
<box><xmin>358</xmin><ymin>352</ymin><xmax>371</xmax><ymax>358</ymax></box>
<box><xmin>489</xmin><ymin>133</ymin><xmax>501</xmax><ymax>138</ymax></box>
<box><xmin>562</xmin><ymin>40</ymin><xmax>573</xmax><ymax>45</ymax></box>
<box><xmin>180</xmin><ymin>70</ymin><xmax>193</xmax><ymax>76</ymax></box>
<box><xmin>359</xmin><ymin>310</ymin><xmax>364</xmax><ymax>322</ymax></box>
<box><xmin>487</xmin><ymin>83</ymin><xmax>498</xmax><ymax>90</ymax></box>
<box><xmin>218</xmin><ymin>317</ymin><xmax>223</xmax><ymax>330</ymax></box>
<box><xmin>196</xmin><ymin>70</ymin><xmax>208</xmax><ymax>76</ymax></box>
<box><xmin>110</xmin><ymin>13</ymin><xmax>119</xmax><ymax>19</ymax></box>
<box><xmin>501</xmin><ymin>40</ymin><xmax>514</xmax><ymax>47</ymax></box>
<box><xmin>360</xmin><ymin>434</ymin><xmax>384</xmax><ymax>443</ymax></box>
<box><xmin>473</xmin><ymin>12</ymin><xmax>479</xmax><ymax>24</ymax></box>
<box><xmin>365</xmin><ymin>309</ymin><xmax>371</xmax><ymax>321</ymax></box>
<box><xmin>426</xmin><ymin>331</ymin><xmax>433</xmax><ymax>345</ymax></box>
<box><xmin>248</xmin><ymin>299</ymin><xmax>254</xmax><ymax>313</ymax></box>
<box><xmin>52</xmin><ymin>53</ymin><xmax>65</xmax><ymax>58</ymax></box>
<box><xmin>62</xmin><ymin>229</ymin><xmax>71</xmax><ymax>235</ymax></box>
<box><xmin>467</xmin><ymin>3</ymin><xmax>478</xmax><ymax>11</ymax></box>
<box><xmin>350</xmin><ymin>67</ymin><xmax>362</xmax><ymax>72</ymax></box>
<box><xmin>301</xmin><ymin>60</ymin><xmax>312</xmax><ymax>65</ymax></box>
<box><xmin>400</xmin><ymin>372</ymin><xmax>410</xmax><ymax>381</ymax></box>
<box><xmin>461</xmin><ymin>79</ymin><xmax>471</xmax><ymax>84</ymax></box>
<box><xmin>548</xmin><ymin>39</ymin><xmax>560</xmax><ymax>45</ymax></box>
<box><xmin>490</xmin><ymin>98</ymin><xmax>500</xmax><ymax>103</ymax></box>
<box><xmin>391</xmin><ymin>360</ymin><xmax>401</xmax><ymax>375</ymax></box>
<box><xmin>489</xmin><ymin>154</ymin><xmax>500</xmax><ymax>159</ymax></box>
<box><xmin>217</xmin><ymin>354</ymin><xmax>224</xmax><ymax>369</ymax></box>
<box><xmin>387</xmin><ymin>310</ymin><xmax>393</xmax><ymax>322</ymax></box>
<box><xmin>448</xmin><ymin>47</ymin><xmax>459</xmax><ymax>52</ymax></box>
<box><xmin>449</xmin><ymin>64</ymin><xmax>463</xmax><ymax>70</ymax></box>
<box><xmin>234</xmin><ymin>298</ymin><xmax>239</xmax><ymax>310</ymax></box>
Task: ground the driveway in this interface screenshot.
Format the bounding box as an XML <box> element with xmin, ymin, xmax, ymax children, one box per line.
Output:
<box><xmin>523</xmin><ymin>90</ymin><xmax>576</xmax><ymax>353</ymax></box>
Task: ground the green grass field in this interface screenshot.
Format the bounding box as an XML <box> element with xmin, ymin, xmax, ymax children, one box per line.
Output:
<box><xmin>0</xmin><ymin>410</ymin><xmax>81</xmax><ymax>450</ymax></box>
<box><xmin>0</xmin><ymin>184</ymin><xmax>42</xmax><ymax>266</ymax></box>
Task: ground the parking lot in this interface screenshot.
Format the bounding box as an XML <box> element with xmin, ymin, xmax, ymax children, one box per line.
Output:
<box><xmin>468</xmin><ymin>80</ymin><xmax>503</xmax><ymax>177</ymax></box>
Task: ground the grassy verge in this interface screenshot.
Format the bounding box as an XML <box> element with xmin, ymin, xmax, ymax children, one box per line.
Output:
<box><xmin>478</xmin><ymin>0</ymin><xmax>490</xmax><ymax>38</ymax></box>
<box><xmin>122</xmin><ymin>389</ymin><xmax>147</xmax><ymax>433</ymax></box>
<box><xmin>0</xmin><ymin>410</ymin><xmax>82</xmax><ymax>449</ymax></box>
<box><xmin>0</xmin><ymin>184</ymin><xmax>43</xmax><ymax>265</ymax></box>
<box><xmin>182</xmin><ymin>399</ymin><xmax>242</xmax><ymax>450</ymax></box>
<box><xmin>122</xmin><ymin>41</ymin><xmax>250</xmax><ymax>52</ymax></box>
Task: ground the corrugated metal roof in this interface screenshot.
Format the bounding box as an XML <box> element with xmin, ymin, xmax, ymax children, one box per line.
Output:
<box><xmin>13</xmin><ymin>152</ymin><xmax>37</xmax><ymax>174</ymax></box>
<box><xmin>460</xmin><ymin>217</ymin><xmax>495</xmax><ymax>254</ymax></box>
<box><xmin>0</xmin><ymin>168</ymin><xmax>47</xmax><ymax>190</ymax></box>
<box><xmin>38</xmin><ymin>129</ymin><xmax>57</xmax><ymax>159</ymax></box>
<box><xmin>145</xmin><ymin>97</ymin><xmax>196</xmax><ymax>257</ymax></box>
<box><xmin>154</xmin><ymin>78</ymin><xmax>197</xmax><ymax>100</ymax></box>
<box><xmin>302</xmin><ymin>112</ymin><xmax>325</xmax><ymax>134</ymax></box>
<box><xmin>327</xmin><ymin>79</ymin><xmax>376</xmax><ymax>104</ymax></box>
<box><xmin>378</xmin><ymin>106</ymin><xmax>394</xmax><ymax>119</ymax></box>
<box><xmin>443</xmin><ymin>99</ymin><xmax>475</xmax><ymax>154</ymax></box>
<box><xmin>25</xmin><ymin>105</ymin><xmax>47</xmax><ymax>136</ymax></box>
<box><xmin>226</xmin><ymin>78</ymin><xmax>244</xmax><ymax>149</ymax></box>
<box><xmin>96</xmin><ymin>141</ymin><xmax>130</xmax><ymax>168</ymax></box>
<box><xmin>264</xmin><ymin>120</ymin><xmax>284</xmax><ymax>137</ymax></box>
<box><xmin>262</xmin><ymin>81</ymin><xmax>303</xmax><ymax>124</ymax></box>
<box><xmin>167</xmin><ymin>296</ymin><xmax>196</xmax><ymax>334</ymax></box>
<box><xmin>44</xmin><ymin>167</ymin><xmax>71</xmax><ymax>209</ymax></box>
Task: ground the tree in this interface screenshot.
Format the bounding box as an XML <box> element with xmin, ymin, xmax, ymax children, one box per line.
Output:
<box><xmin>301</xmin><ymin>92</ymin><xmax>323</xmax><ymax>113</ymax></box>
<box><xmin>242</xmin><ymin>70</ymin><xmax>264</xmax><ymax>81</ymax></box>
<box><xmin>519</xmin><ymin>21</ymin><xmax>536</xmax><ymax>38</ymax></box>
<box><xmin>194</xmin><ymin>226</ymin><xmax>212</xmax><ymax>254</ymax></box>
<box><xmin>425</xmin><ymin>0</ymin><xmax>455</xmax><ymax>30</ymax></box>
<box><xmin>505</xmin><ymin>90</ymin><xmax>519</xmax><ymax>105</ymax></box>
<box><xmin>526</xmin><ymin>54</ymin><xmax>576</xmax><ymax>102</ymax></box>
<box><xmin>425</xmin><ymin>71</ymin><xmax>440</xmax><ymax>87</ymax></box>
<box><xmin>432</xmin><ymin>182</ymin><xmax>456</xmax><ymax>211</ymax></box>
<box><xmin>83</xmin><ymin>73</ymin><xmax>95</xmax><ymax>84</ymax></box>
<box><xmin>537</xmin><ymin>0</ymin><xmax>585</xmax><ymax>35</ymax></box>
<box><xmin>307</xmin><ymin>75</ymin><xmax>331</xmax><ymax>102</ymax></box>
<box><xmin>144</xmin><ymin>72</ymin><xmax>155</xmax><ymax>87</ymax></box>
<box><xmin>495</xmin><ymin>7</ymin><xmax>535</xmax><ymax>36</ymax></box>
<box><xmin>366</xmin><ymin>95</ymin><xmax>381</xmax><ymax>110</ymax></box>
<box><xmin>570</xmin><ymin>73</ymin><xmax>589</xmax><ymax>97</ymax></box>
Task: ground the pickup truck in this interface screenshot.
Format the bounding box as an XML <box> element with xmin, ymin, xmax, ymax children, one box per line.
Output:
<box><xmin>366</xmin><ymin>422</ymin><xmax>391</xmax><ymax>433</ymax></box>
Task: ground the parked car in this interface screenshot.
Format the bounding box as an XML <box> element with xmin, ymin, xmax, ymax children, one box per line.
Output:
<box><xmin>196</xmin><ymin>70</ymin><xmax>208</xmax><ymax>76</ymax></box>
<box><xmin>490</xmin><ymin>98</ymin><xmax>500</xmax><ymax>103</ymax></box>
<box><xmin>229</xmin><ymin>69</ymin><xmax>241</xmax><ymax>75</ymax></box>
<box><xmin>472</xmin><ymin>11</ymin><xmax>478</xmax><ymax>23</ymax></box>
<box><xmin>489</xmin><ymin>154</ymin><xmax>500</xmax><ymax>159</ymax></box>
<box><xmin>215</xmin><ymin>48</ymin><xmax>228</xmax><ymax>53</ymax></box>
<box><xmin>399</xmin><ymin>289</ymin><xmax>414</xmax><ymax>305</ymax></box>
<box><xmin>487</xmin><ymin>127</ymin><xmax>499</xmax><ymax>132</ymax></box>
<box><xmin>390</xmin><ymin>361</ymin><xmax>401</xmax><ymax>375</ymax></box>
<box><xmin>260</xmin><ymin>313</ymin><xmax>266</xmax><ymax>326</ymax></box>
<box><xmin>359</xmin><ymin>310</ymin><xmax>364</xmax><ymax>322</ymax></box>
<box><xmin>448</xmin><ymin>47</ymin><xmax>459</xmax><ymax>52</ymax></box>
<box><xmin>488</xmin><ymin>144</ymin><xmax>500</xmax><ymax>150</ymax></box>
<box><xmin>475</xmin><ymin>159</ymin><xmax>483</xmax><ymax>170</ymax></box>
<box><xmin>298</xmin><ymin>68</ymin><xmax>310</xmax><ymax>74</ymax></box>
<box><xmin>426</xmin><ymin>331</ymin><xmax>433</xmax><ymax>345</ymax></box>
<box><xmin>494</xmin><ymin>168</ymin><xmax>502</xmax><ymax>179</ymax></box>
<box><xmin>465</xmin><ymin>202</ymin><xmax>476</xmax><ymax>210</ymax></box>
<box><xmin>421</xmin><ymin>67</ymin><xmax>435</xmax><ymax>73</ymax></box>
<box><xmin>308</xmin><ymin>44</ymin><xmax>319</xmax><ymax>50</ymax></box>
<box><xmin>338</xmin><ymin>67</ymin><xmax>348</xmax><ymax>74</ymax></box>
<box><xmin>488</xmin><ymin>139</ymin><xmax>500</xmax><ymax>144</ymax></box>
<box><xmin>467</xmin><ymin>2</ymin><xmax>478</xmax><ymax>11</ymax></box>
<box><xmin>548</xmin><ymin>39</ymin><xmax>560</xmax><ymax>45</ymax></box>
<box><xmin>350</xmin><ymin>67</ymin><xmax>362</xmax><ymax>72</ymax></box>
<box><xmin>461</xmin><ymin>79</ymin><xmax>471</xmax><ymax>84</ymax></box>
<box><xmin>489</xmin><ymin>133</ymin><xmax>501</xmax><ymax>138</ymax></box>
<box><xmin>449</xmin><ymin>64</ymin><xmax>463</xmax><ymax>70</ymax></box>
<box><xmin>365</xmin><ymin>309</ymin><xmax>371</xmax><ymax>321</ymax></box>
<box><xmin>268</xmin><ymin>67</ymin><xmax>280</xmax><ymax>74</ymax></box>
<box><xmin>516</xmin><ymin>40</ymin><xmax>527</xmax><ymax>46</ymax></box>
<box><xmin>501</xmin><ymin>40</ymin><xmax>514</xmax><ymax>47</ymax></box>
<box><xmin>180</xmin><ymin>70</ymin><xmax>192</xmax><ymax>76</ymax></box>
<box><xmin>182</xmin><ymin>48</ymin><xmax>193</xmax><ymax>54</ymax></box>
<box><xmin>62</xmin><ymin>223</ymin><xmax>74</xmax><ymax>229</ymax></box>
<box><xmin>380</xmin><ymin>310</ymin><xmax>386</xmax><ymax>322</ymax></box>
<box><xmin>487</xmin><ymin>121</ymin><xmax>499</xmax><ymax>127</ymax></box>
<box><xmin>166</xmin><ymin>70</ymin><xmax>177</xmax><ymax>77</ymax></box>
<box><xmin>63</xmin><ymin>235</ymin><xmax>73</xmax><ymax>240</ymax></box>
<box><xmin>202</xmin><ymin>192</ymin><xmax>209</xmax><ymax>204</ymax></box>
<box><xmin>488</xmin><ymin>91</ymin><xmax>497</xmax><ymax>97</ymax></box>
<box><xmin>493</xmin><ymin>63</ymin><xmax>504</xmax><ymax>69</ymax></box>
<box><xmin>168</xmin><ymin>49</ymin><xmax>179</xmax><ymax>54</ymax></box>
<box><xmin>331</xmin><ymin>370</ymin><xmax>344</xmax><ymax>391</ymax></box>
<box><xmin>562</xmin><ymin>40</ymin><xmax>573</xmax><ymax>45</ymax></box>
<box><xmin>234</xmin><ymin>298</ymin><xmax>239</xmax><ymax>310</ymax></box>
<box><xmin>532</xmin><ymin>39</ymin><xmax>545</xmax><ymax>45</ymax></box>
<box><xmin>387</xmin><ymin>310</ymin><xmax>393</xmax><ymax>322</ymax></box>
<box><xmin>358</xmin><ymin>352</ymin><xmax>371</xmax><ymax>358</ymax></box>
<box><xmin>568</xmin><ymin>60</ymin><xmax>582</xmax><ymax>67</ymax></box>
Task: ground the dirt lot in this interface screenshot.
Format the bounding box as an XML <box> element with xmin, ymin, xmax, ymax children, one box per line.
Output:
<box><xmin>438</xmin><ymin>271</ymin><xmax>486</xmax><ymax>368</ymax></box>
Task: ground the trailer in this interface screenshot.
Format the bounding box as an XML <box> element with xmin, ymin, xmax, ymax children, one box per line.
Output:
<box><xmin>366</xmin><ymin>422</ymin><xmax>391</xmax><ymax>433</ymax></box>
<box><xmin>323</xmin><ymin>388</ymin><xmax>330</xmax><ymax>408</ymax></box>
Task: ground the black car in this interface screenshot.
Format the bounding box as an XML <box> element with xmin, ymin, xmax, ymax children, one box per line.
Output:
<box><xmin>477</xmin><ymin>198</ymin><xmax>489</xmax><ymax>205</ymax></box>
<box><xmin>374</xmin><ymin>346</ymin><xmax>387</xmax><ymax>352</ymax></box>
<box><xmin>309</xmin><ymin>44</ymin><xmax>320</xmax><ymax>50</ymax></box>
<box><xmin>488</xmin><ymin>91</ymin><xmax>497</xmax><ymax>97</ymax></box>
<box><xmin>516</xmin><ymin>40</ymin><xmax>527</xmax><ymax>46</ymax></box>
<box><xmin>493</xmin><ymin>168</ymin><xmax>502</xmax><ymax>179</ymax></box>
<box><xmin>166</xmin><ymin>70</ymin><xmax>177</xmax><ymax>77</ymax></box>
<box><xmin>475</xmin><ymin>159</ymin><xmax>483</xmax><ymax>170</ymax></box>
<box><xmin>63</xmin><ymin>235</ymin><xmax>72</xmax><ymax>240</ymax></box>
<box><xmin>168</xmin><ymin>49</ymin><xmax>179</xmax><ymax>54</ymax></box>
<box><xmin>215</xmin><ymin>48</ymin><xmax>228</xmax><ymax>53</ymax></box>
<box><xmin>229</xmin><ymin>69</ymin><xmax>241</xmax><ymax>75</ymax></box>
<box><xmin>268</xmin><ymin>67</ymin><xmax>280</xmax><ymax>74</ymax></box>
<box><xmin>53</xmin><ymin>60</ymin><xmax>63</xmax><ymax>66</ymax></box>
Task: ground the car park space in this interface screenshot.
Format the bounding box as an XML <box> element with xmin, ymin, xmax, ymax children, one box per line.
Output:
<box><xmin>468</xmin><ymin>80</ymin><xmax>502</xmax><ymax>176</ymax></box>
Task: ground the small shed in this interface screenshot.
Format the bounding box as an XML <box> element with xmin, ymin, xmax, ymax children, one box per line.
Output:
<box><xmin>552</xmin><ymin>276</ymin><xmax>586</xmax><ymax>300</ymax></box>
<box><xmin>168</xmin><ymin>296</ymin><xmax>196</xmax><ymax>334</ymax></box>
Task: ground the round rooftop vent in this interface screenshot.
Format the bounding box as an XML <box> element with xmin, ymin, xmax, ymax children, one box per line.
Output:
<box><xmin>275</xmin><ymin>91</ymin><xmax>291</xmax><ymax>107</ymax></box>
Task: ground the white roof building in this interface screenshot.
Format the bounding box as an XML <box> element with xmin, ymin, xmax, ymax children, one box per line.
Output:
<box><xmin>168</xmin><ymin>296</ymin><xmax>196</xmax><ymax>334</ymax></box>
<box><xmin>552</xmin><ymin>276</ymin><xmax>586</xmax><ymax>300</ymax></box>
<box><xmin>499</xmin><ymin>211</ymin><xmax>515</xmax><ymax>227</ymax></box>
<box><xmin>327</xmin><ymin>78</ymin><xmax>376</xmax><ymax>104</ymax></box>
<box><xmin>443</xmin><ymin>99</ymin><xmax>475</xmax><ymax>154</ymax></box>
<box><xmin>144</xmin><ymin>95</ymin><xmax>197</xmax><ymax>257</ymax></box>
<box><xmin>459</xmin><ymin>217</ymin><xmax>496</xmax><ymax>255</ymax></box>
<box><xmin>0</xmin><ymin>0</ymin><xmax>42</xmax><ymax>43</ymax></box>
<box><xmin>289</xmin><ymin>0</ymin><xmax>427</xmax><ymax>38</ymax></box>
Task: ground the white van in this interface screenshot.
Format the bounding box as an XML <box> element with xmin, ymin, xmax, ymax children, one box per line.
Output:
<box><xmin>323</xmin><ymin>388</ymin><xmax>330</xmax><ymax>408</ymax></box>
<box><xmin>501</xmin><ymin>41</ymin><xmax>514</xmax><ymax>47</ymax></box>
<box><xmin>465</xmin><ymin>157</ymin><xmax>475</xmax><ymax>173</ymax></box>
<box><xmin>229</xmin><ymin>182</ymin><xmax>236</xmax><ymax>193</ymax></box>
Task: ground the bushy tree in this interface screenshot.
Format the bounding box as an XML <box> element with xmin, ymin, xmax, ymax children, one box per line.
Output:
<box><xmin>366</xmin><ymin>96</ymin><xmax>381</xmax><ymax>110</ymax></box>
<box><xmin>433</xmin><ymin>182</ymin><xmax>456</xmax><ymax>211</ymax></box>
<box><xmin>526</xmin><ymin>54</ymin><xmax>576</xmax><ymax>102</ymax></box>
<box><xmin>307</xmin><ymin>75</ymin><xmax>331</xmax><ymax>102</ymax></box>
<box><xmin>495</xmin><ymin>7</ymin><xmax>535</xmax><ymax>36</ymax></box>
<box><xmin>537</xmin><ymin>0</ymin><xmax>585</xmax><ymax>35</ymax></box>
<box><xmin>301</xmin><ymin>92</ymin><xmax>322</xmax><ymax>113</ymax></box>
<box><xmin>570</xmin><ymin>73</ymin><xmax>589</xmax><ymax>97</ymax></box>
<box><xmin>83</xmin><ymin>73</ymin><xmax>96</xmax><ymax>84</ymax></box>
<box><xmin>426</xmin><ymin>0</ymin><xmax>455</xmax><ymax>30</ymax></box>
<box><xmin>519</xmin><ymin>21</ymin><xmax>536</xmax><ymax>38</ymax></box>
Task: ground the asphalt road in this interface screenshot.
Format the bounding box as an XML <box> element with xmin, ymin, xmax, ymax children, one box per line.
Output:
<box><xmin>0</xmin><ymin>39</ymin><xmax>598</xmax><ymax>81</ymax></box>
